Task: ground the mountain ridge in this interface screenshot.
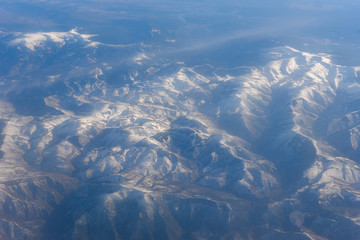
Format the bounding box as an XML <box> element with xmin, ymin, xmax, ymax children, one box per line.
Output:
<box><xmin>1</xmin><ymin>34</ymin><xmax>360</xmax><ymax>239</ymax></box>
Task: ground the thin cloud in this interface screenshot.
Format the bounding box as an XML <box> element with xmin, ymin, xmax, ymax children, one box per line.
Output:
<box><xmin>163</xmin><ymin>17</ymin><xmax>316</xmax><ymax>55</ymax></box>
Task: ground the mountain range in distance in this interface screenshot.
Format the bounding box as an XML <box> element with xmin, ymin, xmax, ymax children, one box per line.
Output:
<box><xmin>0</xmin><ymin>28</ymin><xmax>360</xmax><ymax>239</ymax></box>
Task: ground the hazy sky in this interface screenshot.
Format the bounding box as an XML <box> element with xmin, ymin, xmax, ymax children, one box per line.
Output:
<box><xmin>1</xmin><ymin>0</ymin><xmax>360</xmax><ymax>66</ymax></box>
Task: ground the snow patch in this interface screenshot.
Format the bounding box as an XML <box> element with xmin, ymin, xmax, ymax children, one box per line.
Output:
<box><xmin>9</xmin><ymin>28</ymin><xmax>98</xmax><ymax>51</ymax></box>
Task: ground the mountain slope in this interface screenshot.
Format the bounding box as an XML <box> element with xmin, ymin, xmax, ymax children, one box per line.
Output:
<box><xmin>1</xmin><ymin>32</ymin><xmax>360</xmax><ymax>239</ymax></box>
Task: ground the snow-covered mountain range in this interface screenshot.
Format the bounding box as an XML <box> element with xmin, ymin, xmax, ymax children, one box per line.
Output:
<box><xmin>1</xmin><ymin>30</ymin><xmax>360</xmax><ymax>239</ymax></box>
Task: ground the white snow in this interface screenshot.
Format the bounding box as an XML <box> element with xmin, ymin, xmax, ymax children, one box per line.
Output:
<box><xmin>10</xmin><ymin>28</ymin><xmax>98</xmax><ymax>51</ymax></box>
